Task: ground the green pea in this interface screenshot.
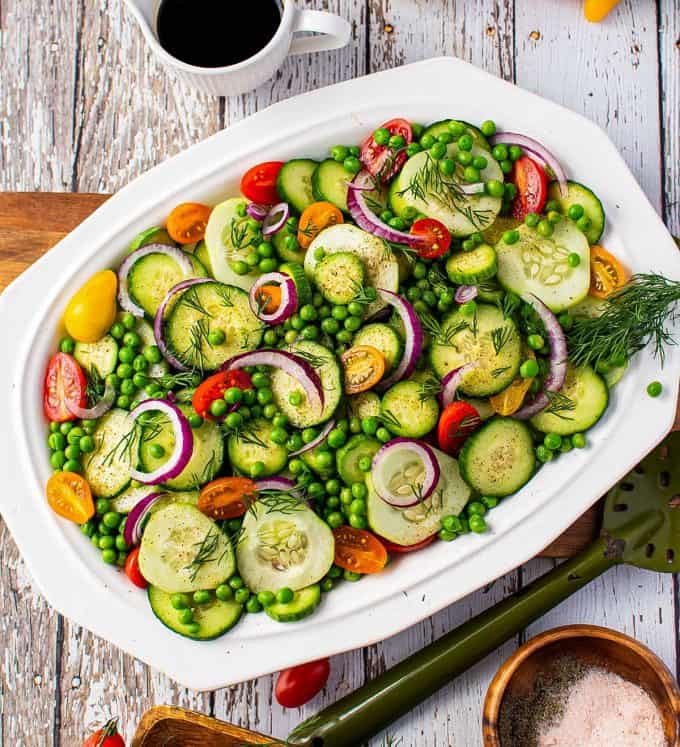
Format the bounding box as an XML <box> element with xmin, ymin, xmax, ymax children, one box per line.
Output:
<box><xmin>456</xmin><ymin>150</ymin><xmax>473</xmax><ymax>167</ymax></box>
<box><xmin>350</xmin><ymin>482</ymin><xmax>367</xmax><ymax>500</ymax></box>
<box><xmin>93</xmin><ymin>499</ymin><xmax>109</xmax><ymax>516</ymax></box>
<box><xmin>466</xmin><ymin>501</ymin><xmax>487</xmax><ymax>517</ymax></box>
<box><xmin>317</xmin><ymin>451</ymin><xmax>334</xmax><ymax>469</ymax></box>
<box><xmin>468</xmin><ymin>515</ymin><xmax>487</xmax><ymax>533</ymax></box>
<box><xmin>503</xmin><ymin>230</ymin><xmax>520</xmax><ymax>245</ymax></box>
<box><xmin>376</xmin><ymin>427</ymin><xmax>391</xmax><ymax>443</ymax></box>
<box><xmin>177</xmin><ymin>608</ymin><xmax>194</xmax><ymax>625</ymax></box>
<box><xmin>527</xmin><ymin>334</ymin><xmax>544</xmax><ymax>350</ymax></box>
<box><xmin>118</xmin><ymin>346</ymin><xmax>135</xmax><ymax>364</ymax></box>
<box><xmin>344</xmin><ymin>156</ymin><xmax>361</xmax><ymax>174</ymax></box>
<box><xmin>59</xmin><ymin>337</ymin><xmax>75</xmax><ymax>354</ymax></box>
<box><xmin>215</xmin><ymin>584</ymin><xmax>233</xmax><ymax>601</ymax></box>
<box><xmin>568</xmin><ymin>204</ymin><xmax>585</xmax><ymax>221</ymax></box>
<box><xmin>193</xmin><ymin>590</ymin><xmax>212</xmax><ymax>605</ymax></box>
<box><xmin>343</xmin><ymin>316</ymin><xmax>361</xmax><ymax>332</ymax></box>
<box><xmin>461</xmin><ymin>238</ymin><xmax>475</xmax><ymax>252</ymax></box>
<box><xmin>430</xmin><ymin>142</ymin><xmax>447</xmax><ymax>160</ymax></box>
<box><xmin>508</xmin><ymin>145</ymin><xmax>523</xmax><ymax>161</ymax></box>
<box><xmin>205</xmin><ymin>329</ymin><xmax>225</xmax><ymax>346</ymax></box>
<box><xmin>331</xmin><ymin>305</ymin><xmax>349</xmax><ymax>321</ymax></box>
<box><xmin>457</xmin><ymin>134</ymin><xmax>473</xmax><ymax>151</ymax></box>
<box><xmin>438</xmin><ymin>158</ymin><xmax>455</xmax><ymax>176</ymax></box>
<box><xmin>647</xmin><ymin>381</ymin><xmax>663</xmax><ymax>397</ymax></box>
<box><xmin>117</xmin><ymin>364</ymin><xmax>133</xmax><ymax>380</ymax></box>
<box><xmin>500</xmin><ymin>159</ymin><xmax>513</xmax><ymax>175</ymax></box>
<box><xmin>438</xmin><ymin>529</ymin><xmax>457</xmax><ymax>542</ymax></box>
<box><xmin>349</xmin><ymin>498</ymin><xmax>366</xmax><ymax>516</ymax></box>
<box><xmin>208</xmin><ymin>399</ymin><xmax>226</xmax><ymax>418</ymax></box>
<box><xmin>419</xmin><ymin>133</ymin><xmax>435</xmax><ymax>148</ymax></box>
<box><xmin>536</xmin><ymin>445</ymin><xmax>553</xmax><ymax>463</ymax></box>
<box><xmin>48</xmin><ymin>432</ymin><xmax>66</xmax><ymax>451</ymax></box>
<box><xmin>325</xmin><ymin>428</ymin><xmax>346</xmax><ymax>450</ymax></box>
<box><xmin>101</xmin><ymin>548</ymin><xmax>118</xmax><ymax>564</ymax></box>
<box><xmin>81</xmin><ymin>520</ymin><xmax>96</xmax><ymax>537</ymax></box>
<box><xmin>169</xmin><ymin>592</ymin><xmax>189</xmax><ymax>610</ymax></box>
<box><xmin>558</xmin><ymin>313</ymin><xmax>573</xmax><ymax>331</ymax></box>
<box><xmin>504</xmin><ymin>183</ymin><xmax>518</xmax><ymax>201</ymax></box>
<box><xmin>118</xmin><ymin>379</ymin><xmax>134</xmax><ymax>397</ymax></box>
<box><xmin>103</xmin><ymin>511</ymin><xmax>121</xmax><ymax>529</ymax></box>
<box><xmin>563</xmin><ymin>253</ymin><xmax>581</xmax><ymax>269</ymax></box>
<box><xmin>482</xmin><ymin>496</ymin><xmax>499</xmax><ymax>509</ymax></box>
<box><xmin>110</xmin><ymin>322</ymin><xmax>125</xmax><ymax>339</ymax></box>
<box><xmin>249</xmin><ymin>461</ymin><xmax>265</xmax><ymax>479</ymax></box>
<box><xmin>463</xmin><ymin>166</ymin><xmax>480</xmax><ymax>183</ymax></box>
<box><xmin>442</xmin><ymin>515</ymin><xmax>463</xmax><ymax>533</ymax></box>
<box><xmin>520</xmin><ymin>359</ymin><xmax>539</xmax><ymax>378</ymax></box>
<box><xmin>344</xmin><ymin>570</ymin><xmax>362</xmax><ymax>582</ymax></box>
<box><xmin>472</xmin><ymin>155</ymin><xmax>488</xmax><ymax>171</ymax></box>
<box><xmin>64</xmin><ymin>442</ymin><xmax>81</xmax><ymax>460</ymax></box>
<box><xmin>276</xmin><ymin>587</ymin><xmax>294</xmax><ymax>604</ymax></box>
<box><xmin>320</xmin><ymin>578</ymin><xmax>334</xmax><ymax>593</ymax></box>
<box><xmin>90</xmin><ymin>533</ymin><xmax>101</xmax><ymax>547</ymax></box>
<box><xmin>481</xmin><ymin>120</ymin><xmax>496</xmax><ymax>137</ymax></box>
<box><xmin>288</xmin><ymin>390</ymin><xmax>303</xmax><ymax>407</ymax></box>
<box><xmin>537</xmin><ymin>220</ymin><xmax>554</xmax><ymax>238</ymax></box>
<box><xmin>576</xmin><ymin>215</ymin><xmax>592</xmax><ymax>232</ymax></box>
<box><xmin>325</xmin><ymin>511</ymin><xmax>343</xmax><ymax>529</ymax></box>
<box><xmin>373</xmin><ymin>128</ymin><xmax>390</xmax><ymax>145</ymax></box>
<box><xmin>525</xmin><ymin>212</ymin><xmax>540</xmax><ymax>228</ymax></box>
<box><xmin>120</xmin><ymin>312</ymin><xmax>136</xmax><ymax>330</ymax></box>
<box><xmin>329</xmin><ymin>145</ymin><xmax>349</xmax><ymax>163</ymax></box>
<box><xmin>99</xmin><ymin>535</ymin><xmax>115</xmax><ymax>550</ymax></box>
<box><xmin>141</xmin><ymin>344</ymin><xmax>161</xmax><ymax>364</ymax></box>
<box><xmin>388</xmin><ymin>133</ymin><xmax>406</xmax><ymax>149</ymax></box>
<box><xmin>361</xmin><ymin>416</ymin><xmax>379</xmax><ymax>436</ymax></box>
<box><xmin>485</xmin><ymin>179</ymin><xmax>504</xmax><ymax>198</ymax></box>
<box><xmin>66</xmin><ymin>427</ymin><xmax>84</xmax><ymax>444</ymax></box>
<box><xmin>459</xmin><ymin>300</ymin><xmax>477</xmax><ymax>317</ymax></box>
<box><xmin>349</xmin><ymin>514</ymin><xmax>368</xmax><ymax>529</ymax></box>
<box><xmin>544</xmin><ymin>433</ymin><xmax>562</xmax><ymax>451</ymax></box>
<box><xmin>406</xmin><ymin>142</ymin><xmax>422</xmax><ymax>157</ymax></box>
<box><xmin>50</xmin><ymin>450</ymin><xmax>66</xmax><ymax>469</ymax></box>
<box><xmin>492</xmin><ymin>144</ymin><xmax>508</xmax><ymax>161</ymax></box>
<box><xmin>115</xmin><ymin>535</ymin><xmax>129</xmax><ymax>551</ymax></box>
<box><xmin>547</xmin><ymin>211</ymin><xmax>562</xmax><ymax>225</ymax></box>
<box><xmin>63</xmin><ymin>459</ymin><xmax>82</xmax><ymax>473</ymax></box>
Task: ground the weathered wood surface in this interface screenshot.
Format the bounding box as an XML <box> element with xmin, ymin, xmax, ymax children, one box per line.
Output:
<box><xmin>0</xmin><ymin>1</ymin><xmax>678</xmax><ymax>745</ymax></box>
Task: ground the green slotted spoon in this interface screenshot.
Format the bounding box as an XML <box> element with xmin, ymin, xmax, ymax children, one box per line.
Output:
<box><xmin>287</xmin><ymin>432</ymin><xmax>680</xmax><ymax>747</ymax></box>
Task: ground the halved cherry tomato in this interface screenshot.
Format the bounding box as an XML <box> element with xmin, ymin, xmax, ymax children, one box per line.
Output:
<box><xmin>589</xmin><ymin>245</ymin><xmax>628</xmax><ymax>298</ymax></box>
<box><xmin>43</xmin><ymin>353</ymin><xmax>87</xmax><ymax>422</ymax></box>
<box><xmin>199</xmin><ymin>477</ymin><xmax>258</xmax><ymax>520</ymax></box>
<box><xmin>333</xmin><ymin>526</ymin><xmax>388</xmax><ymax>574</ymax></box>
<box><xmin>82</xmin><ymin>718</ymin><xmax>125</xmax><ymax>747</ymax></box>
<box><xmin>255</xmin><ymin>284</ymin><xmax>282</xmax><ymax>313</ymax></box>
<box><xmin>379</xmin><ymin>534</ymin><xmax>437</xmax><ymax>554</ymax></box>
<box><xmin>192</xmin><ymin>370</ymin><xmax>252</xmax><ymax>419</ymax></box>
<box><xmin>298</xmin><ymin>201</ymin><xmax>344</xmax><ymax>249</ymax></box>
<box><xmin>275</xmin><ymin>658</ymin><xmax>331</xmax><ymax>708</ymax></box>
<box><xmin>360</xmin><ymin>118</ymin><xmax>413</xmax><ymax>183</ymax></box>
<box><xmin>124</xmin><ymin>547</ymin><xmax>148</xmax><ymax>589</ymax></box>
<box><xmin>240</xmin><ymin>161</ymin><xmax>285</xmax><ymax>205</ymax></box>
<box><xmin>437</xmin><ymin>401</ymin><xmax>482</xmax><ymax>455</ymax></box>
<box><xmin>166</xmin><ymin>202</ymin><xmax>212</xmax><ymax>244</ymax></box>
<box><xmin>409</xmin><ymin>218</ymin><xmax>451</xmax><ymax>260</ymax></box>
<box><xmin>510</xmin><ymin>156</ymin><xmax>548</xmax><ymax>220</ymax></box>
<box><xmin>46</xmin><ymin>472</ymin><xmax>95</xmax><ymax>524</ymax></box>
<box><xmin>340</xmin><ymin>345</ymin><xmax>386</xmax><ymax>395</ymax></box>
<box><xmin>490</xmin><ymin>348</ymin><xmax>536</xmax><ymax>416</ymax></box>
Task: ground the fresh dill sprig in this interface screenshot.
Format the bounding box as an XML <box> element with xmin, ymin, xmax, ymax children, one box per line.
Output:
<box><xmin>180</xmin><ymin>286</ymin><xmax>212</xmax><ymax>317</ymax></box>
<box><xmin>255</xmin><ymin>487</ymin><xmax>308</xmax><ymax>516</ymax></box>
<box><xmin>286</xmin><ymin>346</ymin><xmax>327</xmax><ymax>369</ymax></box>
<box><xmin>379</xmin><ymin>409</ymin><xmax>402</xmax><ymax>431</ymax></box>
<box><xmin>491</xmin><ymin>365</ymin><xmax>512</xmax><ymax>378</ymax></box>
<box><xmin>502</xmin><ymin>290</ymin><xmax>521</xmax><ymax>319</ymax></box>
<box><xmin>180</xmin><ymin>318</ymin><xmax>213</xmax><ymax>374</ymax></box>
<box><xmin>152</xmin><ymin>371</ymin><xmax>197</xmax><ymax>390</ymax></box>
<box><xmin>545</xmin><ymin>391</ymin><xmax>576</xmax><ymax>420</ymax></box>
<box><xmin>388</xmin><ymin>241</ymin><xmax>419</xmax><ymax>265</ymax></box>
<box><xmin>420</xmin><ymin>312</ymin><xmax>468</xmax><ymax>347</ymax></box>
<box><xmin>490</xmin><ymin>325</ymin><xmax>513</xmax><ymax>355</ymax></box>
<box><xmin>417</xmin><ymin>376</ymin><xmax>442</xmax><ymax>402</ymax></box>
<box><xmin>229</xmin><ymin>216</ymin><xmax>258</xmax><ymax>251</ymax></box>
<box><xmin>213</xmin><ymin>284</ymin><xmax>235</xmax><ymax>309</ymax></box>
<box><xmin>350</xmin><ymin>280</ymin><xmax>378</xmax><ymax>307</ymax></box>
<box><xmin>184</xmin><ymin>527</ymin><xmax>228</xmax><ymax>582</ymax></box>
<box><xmin>449</xmin><ymin>413</ymin><xmax>482</xmax><ymax>437</ymax></box>
<box><xmin>86</xmin><ymin>365</ymin><xmax>105</xmax><ymax>406</ymax></box>
<box><xmin>103</xmin><ymin>413</ymin><xmax>166</xmax><ymax>467</ymax></box>
<box><xmin>226</xmin><ymin>424</ymin><xmax>268</xmax><ymax>449</ymax></box>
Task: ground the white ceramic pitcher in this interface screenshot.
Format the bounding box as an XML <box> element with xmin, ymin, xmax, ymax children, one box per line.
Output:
<box><xmin>122</xmin><ymin>0</ymin><xmax>351</xmax><ymax>96</ymax></box>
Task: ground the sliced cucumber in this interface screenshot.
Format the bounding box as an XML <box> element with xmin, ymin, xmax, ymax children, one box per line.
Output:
<box><xmin>459</xmin><ymin>418</ymin><xmax>535</xmax><ymax>497</ymax></box>
<box><xmin>204</xmin><ymin>197</ymin><xmax>259</xmax><ymax>291</ymax></box>
<box><xmin>236</xmin><ymin>503</ymin><xmax>334</xmax><ymax>592</ymax></box>
<box><xmin>271</xmin><ymin>341</ymin><xmax>342</xmax><ymax>428</ymax></box>
<box><xmin>74</xmin><ymin>335</ymin><xmax>119</xmax><ymax>378</ymax></box>
<box><xmin>367</xmin><ymin>447</ymin><xmax>471</xmax><ymax>546</ymax></box>
<box><xmin>314</xmin><ymin>252</ymin><xmax>366</xmax><ymax>305</ymax></box>
<box><xmin>194</xmin><ymin>240</ymin><xmax>214</xmax><ymax>277</ymax></box>
<box><xmin>274</xmin><ymin>229</ymin><xmax>306</xmax><ymax>264</ymax></box>
<box><xmin>305</xmin><ymin>224</ymin><xmax>398</xmax><ymax>318</ymax></box>
<box><xmin>82</xmin><ymin>408</ymin><xmax>136</xmax><ymax>498</ymax></box>
<box><xmin>139</xmin><ymin>503</ymin><xmax>234</xmax><ymax>593</ymax></box>
<box><xmin>475</xmin><ymin>279</ymin><xmax>505</xmax><ymax>306</ymax></box>
<box><xmin>227</xmin><ymin>418</ymin><xmax>288</xmax><ymax>477</ymax></box>
<box><xmin>312</xmin><ymin>159</ymin><xmax>350</xmax><ymax>213</ymax></box>
<box><xmin>111</xmin><ymin>486</ymin><xmax>198</xmax><ymax>514</ymax></box>
<box><xmin>279</xmin><ymin>261</ymin><xmax>313</xmax><ymax>307</ymax></box>
<box><xmin>496</xmin><ymin>220</ymin><xmax>590</xmax><ymax>313</ymax></box>
<box><xmin>570</xmin><ymin>295</ymin><xmax>610</xmax><ymax>320</ymax></box>
<box><xmin>421</xmin><ymin>119</ymin><xmax>490</xmax><ymax>151</ymax></box>
<box><xmin>482</xmin><ymin>216</ymin><xmax>523</xmax><ymax>247</ymax></box>
<box><xmin>389</xmin><ymin>145</ymin><xmax>503</xmax><ymax>236</ymax></box>
<box><xmin>134</xmin><ymin>318</ymin><xmax>170</xmax><ymax>379</ymax></box>
<box><xmin>148</xmin><ymin>585</ymin><xmax>242</xmax><ymax>640</ymax></box>
<box><xmin>380</xmin><ymin>380</ymin><xmax>439</xmax><ymax>439</ymax></box>
<box><xmin>347</xmin><ymin>392</ymin><xmax>382</xmax><ymax>420</ymax></box>
<box><xmin>265</xmin><ymin>584</ymin><xmax>322</xmax><ymax>623</ymax></box>
<box><xmin>336</xmin><ymin>434</ymin><xmax>381</xmax><ymax>485</ymax></box>
<box><xmin>139</xmin><ymin>404</ymin><xmax>223</xmax><ymax>490</ymax></box>
<box><xmin>530</xmin><ymin>365</ymin><xmax>608</xmax><ymax>436</ymax></box>
<box><xmin>163</xmin><ymin>282</ymin><xmax>263</xmax><ymax>372</ymax></box>
<box><xmin>353</xmin><ymin>323</ymin><xmax>403</xmax><ymax>373</ymax></box>
<box><xmin>276</xmin><ymin>159</ymin><xmax>318</xmax><ymax>213</ymax></box>
<box><xmin>445</xmin><ymin>244</ymin><xmax>498</xmax><ymax>284</ymax></box>
<box><xmin>546</xmin><ymin>181</ymin><xmax>605</xmax><ymax>245</ymax></box>
<box><xmin>300</xmin><ymin>440</ymin><xmax>334</xmax><ymax>479</ymax></box>
<box><xmin>129</xmin><ymin>226</ymin><xmax>175</xmax><ymax>251</ymax></box>
<box><xmin>429</xmin><ymin>304</ymin><xmax>521</xmax><ymax>397</ymax></box>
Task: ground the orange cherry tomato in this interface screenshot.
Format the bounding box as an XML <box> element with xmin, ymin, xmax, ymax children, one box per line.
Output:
<box><xmin>589</xmin><ymin>245</ymin><xmax>628</xmax><ymax>299</ymax></box>
<box><xmin>166</xmin><ymin>202</ymin><xmax>212</xmax><ymax>244</ymax></box>
<box><xmin>409</xmin><ymin>218</ymin><xmax>451</xmax><ymax>260</ymax></box>
<box><xmin>124</xmin><ymin>547</ymin><xmax>148</xmax><ymax>589</ymax></box>
<box><xmin>490</xmin><ymin>348</ymin><xmax>536</xmax><ymax>416</ymax></box>
<box><xmin>198</xmin><ymin>477</ymin><xmax>258</xmax><ymax>520</ymax></box>
<box><xmin>241</xmin><ymin>161</ymin><xmax>285</xmax><ymax>205</ymax></box>
<box><xmin>333</xmin><ymin>526</ymin><xmax>388</xmax><ymax>574</ymax></box>
<box><xmin>255</xmin><ymin>284</ymin><xmax>282</xmax><ymax>314</ymax></box>
<box><xmin>298</xmin><ymin>201</ymin><xmax>344</xmax><ymax>249</ymax></box>
<box><xmin>46</xmin><ymin>472</ymin><xmax>95</xmax><ymax>524</ymax></box>
<box><xmin>340</xmin><ymin>345</ymin><xmax>386</xmax><ymax>395</ymax></box>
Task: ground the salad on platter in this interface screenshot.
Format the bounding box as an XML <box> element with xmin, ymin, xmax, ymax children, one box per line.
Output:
<box><xmin>42</xmin><ymin>116</ymin><xmax>679</xmax><ymax>641</ymax></box>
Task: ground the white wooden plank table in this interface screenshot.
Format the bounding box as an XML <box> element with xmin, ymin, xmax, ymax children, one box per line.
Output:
<box><xmin>1</xmin><ymin>1</ymin><xmax>678</xmax><ymax>744</ymax></box>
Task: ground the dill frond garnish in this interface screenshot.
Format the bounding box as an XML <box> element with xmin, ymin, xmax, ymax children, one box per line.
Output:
<box><xmin>350</xmin><ymin>280</ymin><xmax>378</xmax><ymax>307</ymax></box>
<box><xmin>417</xmin><ymin>376</ymin><xmax>442</xmax><ymax>402</ymax></box>
<box><xmin>86</xmin><ymin>365</ymin><xmax>105</xmax><ymax>406</ymax></box>
<box><xmin>229</xmin><ymin>216</ymin><xmax>258</xmax><ymax>251</ymax></box>
<box><xmin>103</xmin><ymin>412</ymin><xmax>166</xmax><ymax>467</ymax></box>
<box><xmin>544</xmin><ymin>391</ymin><xmax>576</xmax><ymax>420</ymax></box>
<box><xmin>379</xmin><ymin>409</ymin><xmax>402</xmax><ymax>431</ymax></box>
<box><xmin>420</xmin><ymin>312</ymin><xmax>469</xmax><ymax>347</ymax></box>
<box><xmin>180</xmin><ymin>286</ymin><xmax>212</xmax><ymax>317</ymax></box>
<box><xmin>490</xmin><ymin>325</ymin><xmax>513</xmax><ymax>355</ymax></box>
<box><xmin>286</xmin><ymin>346</ymin><xmax>327</xmax><ymax>369</ymax></box>
<box><xmin>184</xmin><ymin>527</ymin><xmax>228</xmax><ymax>582</ymax></box>
<box><xmin>255</xmin><ymin>486</ymin><xmax>308</xmax><ymax>516</ymax></box>
<box><xmin>491</xmin><ymin>365</ymin><xmax>512</xmax><ymax>378</ymax></box>
<box><xmin>180</xmin><ymin>318</ymin><xmax>213</xmax><ymax>374</ymax></box>
<box><xmin>152</xmin><ymin>371</ymin><xmax>197</xmax><ymax>390</ymax></box>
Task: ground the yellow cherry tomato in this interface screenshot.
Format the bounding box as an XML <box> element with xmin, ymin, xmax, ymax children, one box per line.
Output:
<box><xmin>64</xmin><ymin>270</ymin><xmax>118</xmax><ymax>343</ymax></box>
<box><xmin>490</xmin><ymin>349</ymin><xmax>536</xmax><ymax>416</ymax></box>
<box><xmin>46</xmin><ymin>472</ymin><xmax>94</xmax><ymax>523</ymax></box>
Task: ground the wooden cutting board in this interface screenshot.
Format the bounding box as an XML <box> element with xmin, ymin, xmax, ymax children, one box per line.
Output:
<box><xmin>4</xmin><ymin>191</ymin><xmax>675</xmax><ymax>558</ymax></box>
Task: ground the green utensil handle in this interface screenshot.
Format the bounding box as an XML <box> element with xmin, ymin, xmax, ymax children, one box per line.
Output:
<box><xmin>287</xmin><ymin>538</ymin><xmax>614</xmax><ymax>747</ymax></box>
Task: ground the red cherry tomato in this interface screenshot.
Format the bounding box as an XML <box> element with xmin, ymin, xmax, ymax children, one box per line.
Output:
<box><xmin>43</xmin><ymin>353</ymin><xmax>87</xmax><ymax>422</ymax></box>
<box><xmin>192</xmin><ymin>370</ymin><xmax>252</xmax><ymax>419</ymax></box>
<box><xmin>409</xmin><ymin>218</ymin><xmax>452</xmax><ymax>260</ymax></box>
<box><xmin>359</xmin><ymin>118</ymin><xmax>412</xmax><ymax>182</ymax></box>
<box><xmin>82</xmin><ymin>718</ymin><xmax>125</xmax><ymax>747</ymax></box>
<box><xmin>380</xmin><ymin>534</ymin><xmax>437</xmax><ymax>554</ymax></box>
<box><xmin>275</xmin><ymin>658</ymin><xmax>331</xmax><ymax>708</ymax></box>
<box><xmin>240</xmin><ymin>161</ymin><xmax>285</xmax><ymax>205</ymax></box>
<box><xmin>124</xmin><ymin>548</ymin><xmax>147</xmax><ymax>589</ymax></box>
<box><xmin>510</xmin><ymin>155</ymin><xmax>548</xmax><ymax>220</ymax></box>
<box><xmin>437</xmin><ymin>401</ymin><xmax>482</xmax><ymax>455</ymax></box>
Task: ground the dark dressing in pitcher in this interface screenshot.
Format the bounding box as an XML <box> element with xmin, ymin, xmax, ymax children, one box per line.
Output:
<box><xmin>157</xmin><ymin>0</ymin><xmax>282</xmax><ymax>68</ymax></box>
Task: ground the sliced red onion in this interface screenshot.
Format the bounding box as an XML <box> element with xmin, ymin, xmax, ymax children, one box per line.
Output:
<box><xmin>440</xmin><ymin>362</ymin><xmax>480</xmax><ymax>408</ymax></box>
<box><xmin>454</xmin><ymin>285</ymin><xmax>478</xmax><ymax>304</ymax></box>
<box><xmin>153</xmin><ymin>278</ymin><xmax>214</xmax><ymax>371</ymax></box>
<box><xmin>254</xmin><ymin>477</ymin><xmax>297</xmax><ymax>492</ymax></box>
<box><xmin>118</xmin><ymin>244</ymin><xmax>194</xmax><ymax>318</ymax></box>
<box><xmin>289</xmin><ymin>419</ymin><xmax>335</xmax><ymax>457</ymax></box>
<box><xmin>248</xmin><ymin>272</ymin><xmax>298</xmax><ymax>324</ymax></box>
<box><xmin>262</xmin><ymin>202</ymin><xmax>290</xmax><ymax>237</ymax></box>
<box><xmin>458</xmin><ymin>183</ymin><xmax>486</xmax><ymax>195</ymax></box>
<box><xmin>129</xmin><ymin>399</ymin><xmax>193</xmax><ymax>484</ymax></box>
<box><xmin>489</xmin><ymin>132</ymin><xmax>568</xmax><ymax>198</ymax></box>
<box><xmin>67</xmin><ymin>381</ymin><xmax>116</xmax><ymax>419</ymax></box>
<box><xmin>372</xmin><ymin>438</ymin><xmax>440</xmax><ymax>507</ymax></box>
<box><xmin>376</xmin><ymin>289</ymin><xmax>423</xmax><ymax>390</ymax></box>
<box><xmin>246</xmin><ymin>203</ymin><xmax>269</xmax><ymax>221</ymax></box>
<box><xmin>124</xmin><ymin>492</ymin><xmax>165</xmax><ymax>546</ymax></box>
<box><xmin>223</xmin><ymin>349</ymin><xmax>323</xmax><ymax>414</ymax></box>
<box><xmin>512</xmin><ymin>293</ymin><xmax>568</xmax><ymax>420</ymax></box>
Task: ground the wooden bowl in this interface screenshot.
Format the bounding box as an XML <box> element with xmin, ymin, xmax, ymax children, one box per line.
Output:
<box><xmin>482</xmin><ymin>624</ymin><xmax>680</xmax><ymax>746</ymax></box>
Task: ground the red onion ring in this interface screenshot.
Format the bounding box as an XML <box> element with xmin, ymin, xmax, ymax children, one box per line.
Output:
<box><xmin>248</xmin><ymin>272</ymin><xmax>298</xmax><ymax>324</ymax></box>
<box><xmin>262</xmin><ymin>202</ymin><xmax>290</xmax><ymax>237</ymax></box>
<box><xmin>118</xmin><ymin>244</ymin><xmax>194</xmax><ymax>318</ymax></box>
<box><xmin>124</xmin><ymin>491</ymin><xmax>165</xmax><ymax>546</ymax></box>
<box><xmin>454</xmin><ymin>285</ymin><xmax>478</xmax><ymax>304</ymax></box>
<box><xmin>489</xmin><ymin>132</ymin><xmax>568</xmax><ymax>198</ymax></box>
<box><xmin>512</xmin><ymin>293</ymin><xmax>568</xmax><ymax>420</ymax></box>
<box><xmin>376</xmin><ymin>289</ymin><xmax>423</xmax><ymax>390</ymax></box>
<box><xmin>289</xmin><ymin>419</ymin><xmax>336</xmax><ymax>457</ymax></box>
<box><xmin>246</xmin><ymin>203</ymin><xmax>269</xmax><ymax>221</ymax></box>
<box><xmin>223</xmin><ymin>349</ymin><xmax>324</xmax><ymax>415</ymax></box>
<box><xmin>153</xmin><ymin>278</ymin><xmax>214</xmax><ymax>371</ymax></box>
<box><xmin>66</xmin><ymin>381</ymin><xmax>116</xmax><ymax>420</ymax></box>
<box><xmin>254</xmin><ymin>477</ymin><xmax>298</xmax><ymax>492</ymax></box>
<box><xmin>439</xmin><ymin>362</ymin><xmax>480</xmax><ymax>408</ymax></box>
<box><xmin>372</xmin><ymin>438</ymin><xmax>440</xmax><ymax>507</ymax></box>
<box><xmin>129</xmin><ymin>399</ymin><xmax>193</xmax><ymax>484</ymax></box>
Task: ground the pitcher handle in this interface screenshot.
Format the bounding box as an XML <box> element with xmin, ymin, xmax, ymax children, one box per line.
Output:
<box><xmin>288</xmin><ymin>9</ymin><xmax>351</xmax><ymax>56</ymax></box>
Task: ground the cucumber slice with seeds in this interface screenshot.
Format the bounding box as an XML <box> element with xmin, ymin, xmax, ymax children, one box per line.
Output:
<box><xmin>82</xmin><ymin>408</ymin><xmax>137</xmax><ymax>498</ymax></box>
<box><xmin>265</xmin><ymin>584</ymin><xmax>322</xmax><ymax>623</ymax></box>
<box><xmin>353</xmin><ymin>323</ymin><xmax>403</xmax><ymax>372</ymax></box>
<box><xmin>204</xmin><ymin>198</ymin><xmax>259</xmax><ymax>291</ymax></box>
<box><xmin>74</xmin><ymin>335</ymin><xmax>119</xmax><ymax>378</ymax></box>
<box><xmin>546</xmin><ymin>180</ymin><xmax>605</xmax><ymax>245</ymax></box>
<box><xmin>446</xmin><ymin>243</ymin><xmax>498</xmax><ymax>284</ymax></box>
<box><xmin>312</xmin><ymin>159</ymin><xmax>350</xmax><ymax>213</ymax></box>
<box><xmin>277</xmin><ymin>159</ymin><xmax>318</xmax><ymax>213</ymax></box>
<box><xmin>228</xmin><ymin>418</ymin><xmax>288</xmax><ymax>477</ymax></box>
<box><xmin>314</xmin><ymin>252</ymin><xmax>366</xmax><ymax>305</ymax></box>
<box><xmin>347</xmin><ymin>392</ymin><xmax>381</xmax><ymax>420</ymax></box>
<box><xmin>336</xmin><ymin>434</ymin><xmax>381</xmax><ymax>485</ymax></box>
<box><xmin>379</xmin><ymin>379</ymin><xmax>439</xmax><ymax>439</ymax></box>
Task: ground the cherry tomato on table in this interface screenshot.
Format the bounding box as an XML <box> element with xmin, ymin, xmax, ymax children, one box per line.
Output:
<box><xmin>82</xmin><ymin>718</ymin><xmax>125</xmax><ymax>747</ymax></box>
<box><xmin>360</xmin><ymin>118</ymin><xmax>413</xmax><ymax>183</ymax></box>
<box><xmin>275</xmin><ymin>658</ymin><xmax>331</xmax><ymax>708</ymax></box>
<box><xmin>589</xmin><ymin>245</ymin><xmax>628</xmax><ymax>299</ymax></box>
<box><xmin>166</xmin><ymin>203</ymin><xmax>212</xmax><ymax>244</ymax></box>
<box><xmin>333</xmin><ymin>526</ymin><xmax>388</xmax><ymax>574</ymax></box>
<box><xmin>437</xmin><ymin>401</ymin><xmax>482</xmax><ymax>455</ymax></box>
<box><xmin>409</xmin><ymin>218</ymin><xmax>451</xmax><ymax>260</ymax></box>
<box><xmin>198</xmin><ymin>477</ymin><xmax>258</xmax><ymax>520</ymax></box>
<box><xmin>510</xmin><ymin>155</ymin><xmax>548</xmax><ymax>220</ymax></box>
<box><xmin>43</xmin><ymin>352</ymin><xmax>87</xmax><ymax>422</ymax></box>
<box><xmin>298</xmin><ymin>201</ymin><xmax>344</xmax><ymax>249</ymax></box>
<box><xmin>240</xmin><ymin>161</ymin><xmax>285</xmax><ymax>205</ymax></box>
<box><xmin>124</xmin><ymin>547</ymin><xmax>148</xmax><ymax>589</ymax></box>
<box><xmin>192</xmin><ymin>370</ymin><xmax>252</xmax><ymax>419</ymax></box>
<box><xmin>46</xmin><ymin>472</ymin><xmax>95</xmax><ymax>523</ymax></box>
<box><xmin>379</xmin><ymin>534</ymin><xmax>437</xmax><ymax>554</ymax></box>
